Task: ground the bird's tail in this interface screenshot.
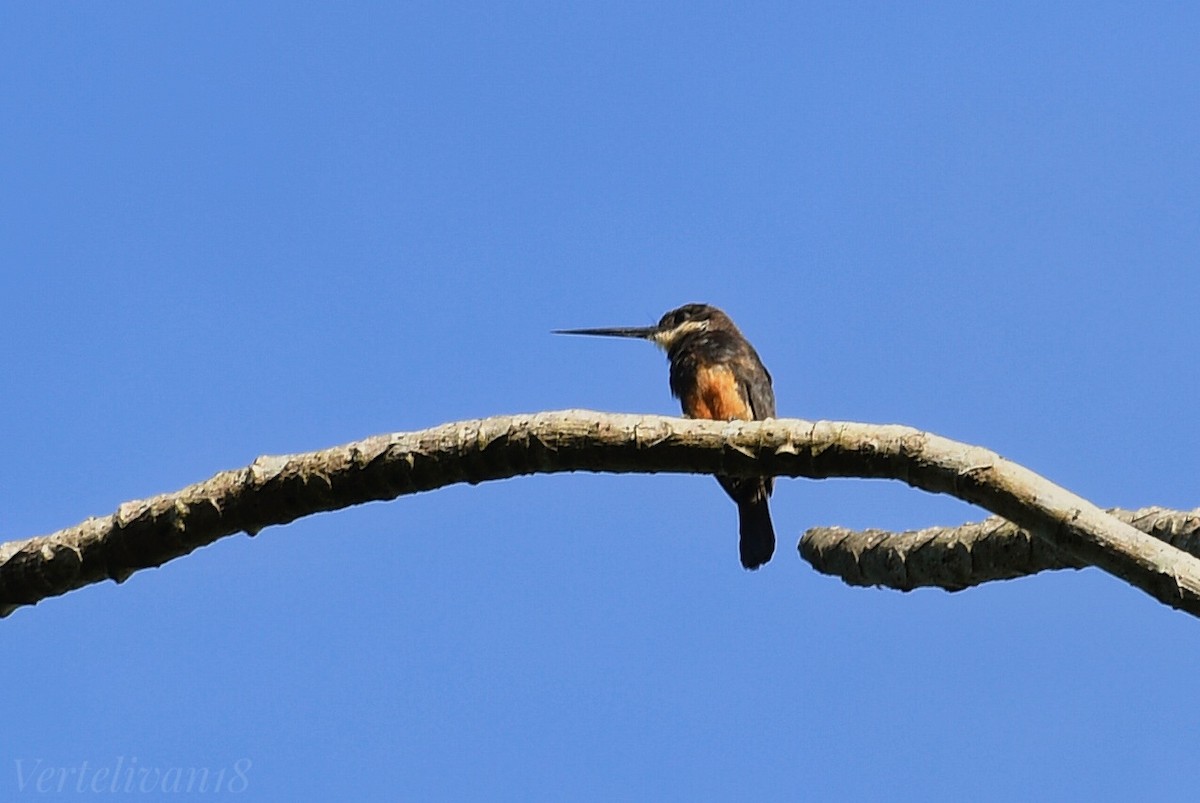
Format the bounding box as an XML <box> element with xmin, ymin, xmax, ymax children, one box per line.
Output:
<box><xmin>737</xmin><ymin>493</ymin><xmax>775</xmax><ymax>570</ymax></box>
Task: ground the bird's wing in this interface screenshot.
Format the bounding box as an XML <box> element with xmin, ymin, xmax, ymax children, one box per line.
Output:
<box><xmin>740</xmin><ymin>356</ymin><xmax>775</xmax><ymax>420</ymax></box>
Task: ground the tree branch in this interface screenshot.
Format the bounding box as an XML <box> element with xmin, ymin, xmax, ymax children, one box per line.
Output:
<box><xmin>800</xmin><ymin>507</ymin><xmax>1200</xmax><ymax>592</ymax></box>
<box><xmin>2</xmin><ymin>411</ymin><xmax>1197</xmax><ymax>618</ymax></box>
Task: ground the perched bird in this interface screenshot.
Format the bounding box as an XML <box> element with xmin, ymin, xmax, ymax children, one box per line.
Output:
<box><xmin>555</xmin><ymin>303</ymin><xmax>776</xmax><ymax>569</ymax></box>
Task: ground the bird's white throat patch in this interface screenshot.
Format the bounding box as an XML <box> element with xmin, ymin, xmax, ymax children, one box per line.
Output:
<box><xmin>651</xmin><ymin>319</ymin><xmax>709</xmax><ymax>350</ymax></box>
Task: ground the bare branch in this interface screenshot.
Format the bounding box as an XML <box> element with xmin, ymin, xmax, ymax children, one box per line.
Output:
<box><xmin>800</xmin><ymin>507</ymin><xmax>1200</xmax><ymax>592</ymax></box>
<box><xmin>2</xmin><ymin>411</ymin><xmax>1198</xmax><ymax>618</ymax></box>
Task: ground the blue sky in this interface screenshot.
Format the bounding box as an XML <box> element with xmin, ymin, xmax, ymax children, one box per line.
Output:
<box><xmin>3</xmin><ymin>2</ymin><xmax>1199</xmax><ymax>800</ymax></box>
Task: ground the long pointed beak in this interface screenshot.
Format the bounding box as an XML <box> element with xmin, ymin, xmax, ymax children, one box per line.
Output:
<box><xmin>552</xmin><ymin>325</ymin><xmax>660</xmax><ymax>340</ymax></box>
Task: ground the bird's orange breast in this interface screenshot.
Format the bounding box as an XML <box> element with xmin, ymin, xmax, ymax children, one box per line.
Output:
<box><xmin>682</xmin><ymin>364</ymin><xmax>752</xmax><ymax>421</ymax></box>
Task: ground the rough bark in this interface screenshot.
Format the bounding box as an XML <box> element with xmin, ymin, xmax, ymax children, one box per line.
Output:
<box><xmin>801</xmin><ymin>507</ymin><xmax>1200</xmax><ymax>592</ymax></box>
<box><xmin>1</xmin><ymin>411</ymin><xmax>1197</xmax><ymax>618</ymax></box>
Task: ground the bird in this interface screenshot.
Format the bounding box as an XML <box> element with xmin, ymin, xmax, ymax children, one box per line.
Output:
<box><xmin>554</xmin><ymin>303</ymin><xmax>776</xmax><ymax>569</ymax></box>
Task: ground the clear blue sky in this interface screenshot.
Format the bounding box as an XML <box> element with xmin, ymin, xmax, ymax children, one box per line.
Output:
<box><xmin>4</xmin><ymin>3</ymin><xmax>1199</xmax><ymax>800</ymax></box>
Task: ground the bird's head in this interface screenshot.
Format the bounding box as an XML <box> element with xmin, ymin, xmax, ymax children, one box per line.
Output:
<box><xmin>554</xmin><ymin>303</ymin><xmax>729</xmax><ymax>351</ymax></box>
